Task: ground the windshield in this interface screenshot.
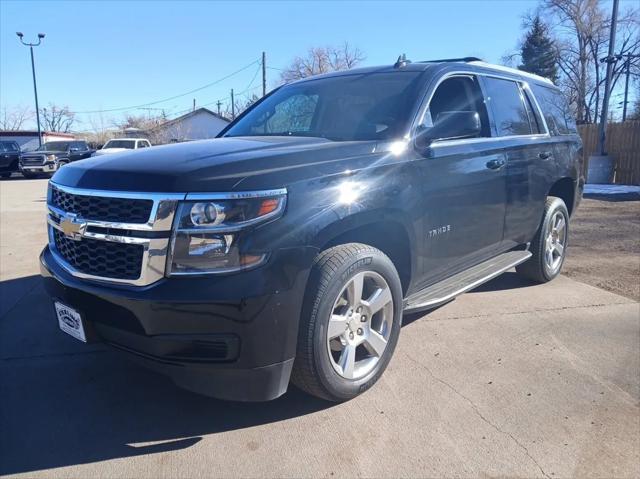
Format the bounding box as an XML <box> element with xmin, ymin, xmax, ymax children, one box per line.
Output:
<box><xmin>0</xmin><ymin>142</ymin><xmax>19</xmax><ymax>152</ymax></box>
<box><xmin>224</xmin><ymin>71</ymin><xmax>425</xmax><ymax>141</ymax></box>
<box><xmin>37</xmin><ymin>142</ymin><xmax>71</xmax><ymax>151</ymax></box>
<box><xmin>103</xmin><ymin>140</ymin><xmax>136</xmax><ymax>149</ymax></box>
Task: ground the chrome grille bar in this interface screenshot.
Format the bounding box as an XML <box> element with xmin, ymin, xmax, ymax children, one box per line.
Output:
<box><xmin>47</xmin><ymin>181</ymin><xmax>186</xmax><ymax>287</ymax></box>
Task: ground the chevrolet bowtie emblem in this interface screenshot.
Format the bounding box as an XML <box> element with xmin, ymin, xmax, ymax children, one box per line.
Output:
<box><xmin>59</xmin><ymin>213</ymin><xmax>87</xmax><ymax>240</ymax></box>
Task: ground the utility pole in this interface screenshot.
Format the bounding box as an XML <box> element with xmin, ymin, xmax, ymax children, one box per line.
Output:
<box><xmin>620</xmin><ymin>53</ymin><xmax>640</xmax><ymax>122</ymax></box>
<box><xmin>216</xmin><ymin>100</ymin><xmax>222</xmax><ymax>116</ymax></box>
<box><xmin>597</xmin><ymin>0</ymin><xmax>619</xmax><ymax>156</ymax></box>
<box><xmin>16</xmin><ymin>32</ymin><xmax>45</xmax><ymax>147</ymax></box>
<box><xmin>262</xmin><ymin>51</ymin><xmax>266</xmax><ymax>97</ymax></box>
<box><xmin>192</xmin><ymin>98</ymin><xmax>196</xmax><ymax>112</ymax></box>
<box><xmin>622</xmin><ymin>55</ymin><xmax>630</xmax><ymax>121</ymax></box>
<box><xmin>231</xmin><ymin>89</ymin><xmax>235</xmax><ymax>119</ymax></box>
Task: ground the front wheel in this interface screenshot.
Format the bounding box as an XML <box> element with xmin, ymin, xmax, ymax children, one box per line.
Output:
<box><xmin>291</xmin><ymin>243</ymin><xmax>403</xmax><ymax>402</ymax></box>
<box><xmin>516</xmin><ymin>196</ymin><xmax>569</xmax><ymax>283</ymax></box>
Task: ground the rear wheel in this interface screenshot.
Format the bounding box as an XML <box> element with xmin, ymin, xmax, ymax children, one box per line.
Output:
<box><xmin>291</xmin><ymin>243</ymin><xmax>403</xmax><ymax>401</ymax></box>
<box><xmin>516</xmin><ymin>196</ymin><xmax>569</xmax><ymax>283</ymax></box>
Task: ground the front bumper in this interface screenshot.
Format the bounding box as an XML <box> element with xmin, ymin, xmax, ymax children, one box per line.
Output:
<box><xmin>40</xmin><ymin>245</ymin><xmax>316</xmax><ymax>401</ymax></box>
<box><xmin>21</xmin><ymin>162</ymin><xmax>57</xmax><ymax>173</ymax></box>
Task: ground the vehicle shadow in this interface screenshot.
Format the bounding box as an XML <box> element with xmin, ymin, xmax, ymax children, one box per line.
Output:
<box><xmin>469</xmin><ymin>271</ymin><xmax>536</xmax><ymax>292</ymax></box>
<box><xmin>0</xmin><ymin>174</ymin><xmax>49</xmax><ymax>181</ymax></box>
<box><xmin>0</xmin><ymin>275</ymin><xmax>336</xmax><ymax>475</ymax></box>
<box><xmin>0</xmin><ymin>270</ymin><xmax>534</xmax><ymax>475</ymax></box>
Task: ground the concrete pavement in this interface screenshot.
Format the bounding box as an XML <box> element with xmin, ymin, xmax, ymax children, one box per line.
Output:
<box><xmin>1</xmin><ymin>178</ymin><xmax>639</xmax><ymax>478</ymax></box>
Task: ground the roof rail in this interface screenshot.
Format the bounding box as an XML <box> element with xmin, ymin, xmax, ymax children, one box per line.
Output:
<box><xmin>468</xmin><ymin>61</ymin><xmax>554</xmax><ymax>85</ymax></box>
<box><xmin>419</xmin><ymin>57</ymin><xmax>484</xmax><ymax>63</ymax></box>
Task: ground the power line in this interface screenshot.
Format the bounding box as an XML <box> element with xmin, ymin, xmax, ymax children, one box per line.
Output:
<box><xmin>166</xmin><ymin>66</ymin><xmax>264</xmax><ymax>120</ymax></box>
<box><xmin>71</xmin><ymin>59</ymin><xmax>260</xmax><ymax>114</ymax></box>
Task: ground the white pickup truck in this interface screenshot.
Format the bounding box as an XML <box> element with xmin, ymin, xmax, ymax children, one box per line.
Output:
<box><xmin>93</xmin><ymin>138</ymin><xmax>152</xmax><ymax>156</ymax></box>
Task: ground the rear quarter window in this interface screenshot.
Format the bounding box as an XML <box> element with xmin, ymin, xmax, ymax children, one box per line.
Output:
<box><xmin>530</xmin><ymin>84</ymin><xmax>577</xmax><ymax>135</ymax></box>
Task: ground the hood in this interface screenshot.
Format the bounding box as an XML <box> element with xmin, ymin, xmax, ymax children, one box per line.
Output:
<box><xmin>22</xmin><ymin>150</ymin><xmax>66</xmax><ymax>156</ymax></box>
<box><xmin>52</xmin><ymin>136</ymin><xmax>379</xmax><ymax>192</ymax></box>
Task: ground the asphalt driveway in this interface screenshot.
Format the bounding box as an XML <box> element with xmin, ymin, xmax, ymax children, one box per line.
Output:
<box><xmin>1</xmin><ymin>178</ymin><xmax>639</xmax><ymax>478</ymax></box>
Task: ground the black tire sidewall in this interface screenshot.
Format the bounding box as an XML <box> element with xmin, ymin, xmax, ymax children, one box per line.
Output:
<box><xmin>310</xmin><ymin>249</ymin><xmax>403</xmax><ymax>400</ymax></box>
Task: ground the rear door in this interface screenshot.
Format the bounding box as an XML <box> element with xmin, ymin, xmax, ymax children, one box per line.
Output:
<box><xmin>480</xmin><ymin>76</ymin><xmax>554</xmax><ymax>248</ymax></box>
<box><xmin>414</xmin><ymin>74</ymin><xmax>507</xmax><ymax>287</ymax></box>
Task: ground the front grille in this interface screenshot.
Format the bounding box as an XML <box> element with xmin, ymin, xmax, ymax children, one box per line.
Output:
<box><xmin>53</xmin><ymin>229</ymin><xmax>144</xmax><ymax>280</ymax></box>
<box><xmin>21</xmin><ymin>155</ymin><xmax>45</xmax><ymax>166</ymax></box>
<box><xmin>51</xmin><ymin>186</ymin><xmax>153</xmax><ymax>223</ymax></box>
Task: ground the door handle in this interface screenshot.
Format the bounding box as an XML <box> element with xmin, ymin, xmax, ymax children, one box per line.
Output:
<box><xmin>538</xmin><ymin>151</ymin><xmax>552</xmax><ymax>160</ymax></box>
<box><xmin>486</xmin><ymin>158</ymin><xmax>506</xmax><ymax>170</ymax></box>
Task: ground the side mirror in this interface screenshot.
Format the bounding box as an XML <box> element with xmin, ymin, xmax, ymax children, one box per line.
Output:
<box><xmin>416</xmin><ymin>111</ymin><xmax>481</xmax><ymax>148</ymax></box>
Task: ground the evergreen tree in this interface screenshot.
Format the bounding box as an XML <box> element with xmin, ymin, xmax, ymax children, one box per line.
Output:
<box><xmin>519</xmin><ymin>16</ymin><xmax>558</xmax><ymax>82</ymax></box>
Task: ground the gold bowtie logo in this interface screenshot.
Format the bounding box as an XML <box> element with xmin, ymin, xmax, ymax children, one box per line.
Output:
<box><xmin>59</xmin><ymin>213</ymin><xmax>86</xmax><ymax>240</ymax></box>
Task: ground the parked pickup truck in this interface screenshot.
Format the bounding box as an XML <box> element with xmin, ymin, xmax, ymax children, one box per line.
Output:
<box><xmin>20</xmin><ymin>140</ymin><xmax>93</xmax><ymax>178</ymax></box>
<box><xmin>0</xmin><ymin>140</ymin><xmax>21</xmax><ymax>178</ymax></box>
<box><xmin>41</xmin><ymin>57</ymin><xmax>583</xmax><ymax>402</ymax></box>
<box><xmin>93</xmin><ymin>138</ymin><xmax>152</xmax><ymax>156</ymax></box>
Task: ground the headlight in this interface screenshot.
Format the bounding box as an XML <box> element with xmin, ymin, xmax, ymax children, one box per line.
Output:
<box><xmin>168</xmin><ymin>189</ymin><xmax>286</xmax><ymax>275</ymax></box>
<box><xmin>46</xmin><ymin>154</ymin><xmax>56</xmax><ymax>161</ymax></box>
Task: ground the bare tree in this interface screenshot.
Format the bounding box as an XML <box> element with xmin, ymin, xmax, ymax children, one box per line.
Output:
<box><xmin>0</xmin><ymin>105</ymin><xmax>33</xmax><ymax>130</ymax></box>
<box><xmin>85</xmin><ymin>112</ymin><xmax>116</xmax><ymax>146</ymax></box>
<box><xmin>280</xmin><ymin>42</ymin><xmax>365</xmax><ymax>83</ymax></box>
<box><xmin>39</xmin><ymin>104</ymin><xmax>75</xmax><ymax>132</ymax></box>
<box><xmin>541</xmin><ymin>0</ymin><xmax>639</xmax><ymax>123</ymax></box>
<box><xmin>117</xmin><ymin>112</ymin><xmax>166</xmax><ymax>132</ymax></box>
<box><xmin>222</xmin><ymin>93</ymin><xmax>259</xmax><ymax>120</ymax></box>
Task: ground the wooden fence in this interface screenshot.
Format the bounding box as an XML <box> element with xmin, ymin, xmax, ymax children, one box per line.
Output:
<box><xmin>578</xmin><ymin>121</ymin><xmax>640</xmax><ymax>185</ymax></box>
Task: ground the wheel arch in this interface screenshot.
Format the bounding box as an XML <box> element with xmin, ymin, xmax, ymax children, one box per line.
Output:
<box><xmin>548</xmin><ymin>177</ymin><xmax>576</xmax><ymax>216</ymax></box>
<box><xmin>313</xmin><ymin>213</ymin><xmax>415</xmax><ymax>296</ymax></box>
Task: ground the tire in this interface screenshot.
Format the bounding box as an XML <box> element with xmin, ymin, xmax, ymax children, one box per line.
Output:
<box><xmin>291</xmin><ymin>243</ymin><xmax>403</xmax><ymax>402</ymax></box>
<box><xmin>516</xmin><ymin>196</ymin><xmax>569</xmax><ymax>283</ymax></box>
<box><xmin>0</xmin><ymin>172</ymin><xmax>10</xmax><ymax>179</ymax></box>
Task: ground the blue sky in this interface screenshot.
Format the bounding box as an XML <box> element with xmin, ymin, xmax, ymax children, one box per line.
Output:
<box><xmin>0</xmin><ymin>0</ymin><xmax>624</xmax><ymax>130</ymax></box>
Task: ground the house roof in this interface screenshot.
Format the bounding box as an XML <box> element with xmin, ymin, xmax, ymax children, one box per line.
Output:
<box><xmin>152</xmin><ymin>107</ymin><xmax>230</xmax><ymax>131</ymax></box>
<box><xmin>0</xmin><ymin>130</ymin><xmax>75</xmax><ymax>138</ymax></box>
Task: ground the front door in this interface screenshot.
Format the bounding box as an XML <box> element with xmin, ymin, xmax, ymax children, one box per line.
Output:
<box><xmin>415</xmin><ymin>74</ymin><xmax>507</xmax><ymax>287</ymax></box>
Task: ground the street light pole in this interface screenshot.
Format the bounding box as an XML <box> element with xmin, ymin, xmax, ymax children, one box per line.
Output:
<box><xmin>16</xmin><ymin>32</ymin><xmax>45</xmax><ymax>148</ymax></box>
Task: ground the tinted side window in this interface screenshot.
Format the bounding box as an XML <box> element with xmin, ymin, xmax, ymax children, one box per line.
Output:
<box><xmin>424</xmin><ymin>75</ymin><xmax>490</xmax><ymax>139</ymax></box>
<box><xmin>483</xmin><ymin>77</ymin><xmax>532</xmax><ymax>136</ymax></box>
<box><xmin>0</xmin><ymin>142</ymin><xmax>19</xmax><ymax>152</ymax></box>
<box><xmin>530</xmin><ymin>84</ymin><xmax>577</xmax><ymax>135</ymax></box>
<box><xmin>522</xmin><ymin>90</ymin><xmax>542</xmax><ymax>134</ymax></box>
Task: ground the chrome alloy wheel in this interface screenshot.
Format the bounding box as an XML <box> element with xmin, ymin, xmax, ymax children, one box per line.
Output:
<box><xmin>326</xmin><ymin>271</ymin><xmax>394</xmax><ymax>380</ymax></box>
<box><xmin>544</xmin><ymin>210</ymin><xmax>567</xmax><ymax>274</ymax></box>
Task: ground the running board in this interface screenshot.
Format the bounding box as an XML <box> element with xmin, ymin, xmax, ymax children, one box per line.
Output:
<box><xmin>404</xmin><ymin>250</ymin><xmax>532</xmax><ymax>312</ymax></box>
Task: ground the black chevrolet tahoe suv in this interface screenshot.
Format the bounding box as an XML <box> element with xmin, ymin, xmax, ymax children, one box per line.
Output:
<box><xmin>41</xmin><ymin>58</ymin><xmax>583</xmax><ymax>402</ymax></box>
<box><xmin>21</xmin><ymin>140</ymin><xmax>93</xmax><ymax>178</ymax></box>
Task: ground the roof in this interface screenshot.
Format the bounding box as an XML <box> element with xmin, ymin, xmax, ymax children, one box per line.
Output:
<box><xmin>0</xmin><ymin>130</ymin><xmax>75</xmax><ymax>138</ymax></box>
<box><xmin>291</xmin><ymin>57</ymin><xmax>555</xmax><ymax>86</ymax></box>
<box><xmin>106</xmin><ymin>137</ymin><xmax>144</xmax><ymax>141</ymax></box>
<box><xmin>152</xmin><ymin>107</ymin><xmax>230</xmax><ymax>131</ymax></box>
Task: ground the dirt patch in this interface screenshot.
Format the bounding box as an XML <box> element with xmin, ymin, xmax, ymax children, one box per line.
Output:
<box><xmin>564</xmin><ymin>198</ymin><xmax>640</xmax><ymax>301</ymax></box>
